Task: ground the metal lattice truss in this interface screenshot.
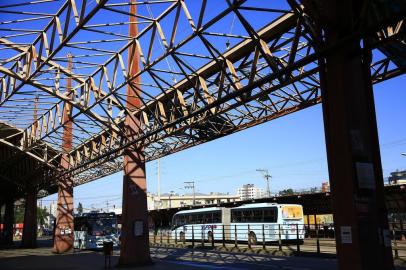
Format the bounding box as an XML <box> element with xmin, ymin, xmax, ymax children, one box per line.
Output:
<box><xmin>0</xmin><ymin>0</ymin><xmax>404</xmax><ymax>188</ymax></box>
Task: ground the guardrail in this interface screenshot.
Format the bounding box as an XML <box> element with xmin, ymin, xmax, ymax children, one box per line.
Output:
<box><xmin>149</xmin><ymin>223</ymin><xmax>406</xmax><ymax>261</ymax></box>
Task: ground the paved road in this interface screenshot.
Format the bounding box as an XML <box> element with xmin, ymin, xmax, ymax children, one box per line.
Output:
<box><xmin>1</xmin><ymin>238</ymin><xmax>405</xmax><ymax>269</ymax></box>
<box><xmin>149</xmin><ymin>246</ymin><xmax>338</xmax><ymax>270</ymax></box>
<box><xmin>150</xmin><ymin>236</ymin><xmax>406</xmax><ymax>259</ymax></box>
<box><xmin>0</xmin><ymin>246</ymin><xmax>338</xmax><ymax>270</ymax></box>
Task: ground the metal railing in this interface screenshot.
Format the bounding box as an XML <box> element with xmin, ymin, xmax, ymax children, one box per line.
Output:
<box><xmin>149</xmin><ymin>223</ymin><xmax>406</xmax><ymax>260</ymax></box>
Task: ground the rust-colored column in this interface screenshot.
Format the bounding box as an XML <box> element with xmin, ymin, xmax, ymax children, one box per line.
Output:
<box><xmin>53</xmin><ymin>54</ymin><xmax>74</xmax><ymax>253</ymax></box>
<box><xmin>21</xmin><ymin>187</ymin><xmax>37</xmax><ymax>248</ymax></box>
<box><xmin>318</xmin><ymin>1</ymin><xmax>394</xmax><ymax>269</ymax></box>
<box><xmin>0</xmin><ymin>201</ymin><xmax>3</xmax><ymax>240</ymax></box>
<box><xmin>3</xmin><ymin>198</ymin><xmax>14</xmax><ymax>245</ymax></box>
<box><xmin>118</xmin><ymin>0</ymin><xmax>152</xmax><ymax>266</ymax></box>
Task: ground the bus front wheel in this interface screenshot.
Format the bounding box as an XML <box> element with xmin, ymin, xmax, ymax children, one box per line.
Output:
<box><xmin>248</xmin><ymin>232</ymin><xmax>257</xmax><ymax>245</ymax></box>
<box><xmin>179</xmin><ymin>232</ymin><xmax>185</xmax><ymax>242</ymax></box>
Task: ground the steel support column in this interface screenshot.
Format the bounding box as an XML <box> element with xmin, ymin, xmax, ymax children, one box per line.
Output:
<box><xmin>319</xmin><ymin>1</ymin><xmax>394</xmax><ymax>269</ymax></box>
<box><xmin>2</xmin><ymin>198</ymin><xmax>14</xmax><ymax>245</ymax></box>
<box><xmin>21</xmin><ymin>187</ymin><xmax>37</xmax><ymax>248</ymax></box>
<box><xmin>118</xmin><ymin>1</ymin><xmax>152</xmax><ymax>266</ymax></box>
<box><xmin>53</xmin><ymin>54</ymin><xmax>74</xmax><ymax>253</ymax></box>
<box><xmin>0</xmin><ymin>202</ymin><xmax>2</xmax><ymax>240</ymax></box>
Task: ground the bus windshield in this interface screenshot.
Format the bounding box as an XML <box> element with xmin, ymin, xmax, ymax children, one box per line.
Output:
<box><xmin>88</xmin><ymin>218</ymin><xmax>117</xmax><ymax>235</ymax></box>
<box><xmin>74</xmin><ymin>213</ymin><xmax>117</xmax><ymax>236</ymax></box>
<box><xmin>281</xmin><ymin>205</ymin><xmax>303</xmax><ymax>219</ymax></box>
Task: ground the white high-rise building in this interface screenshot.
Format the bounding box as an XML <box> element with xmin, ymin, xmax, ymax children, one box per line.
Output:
<box><xmin>237</xmin><ymin>184</ymin><xmax>265</xmax><ymax>200</ymax></box>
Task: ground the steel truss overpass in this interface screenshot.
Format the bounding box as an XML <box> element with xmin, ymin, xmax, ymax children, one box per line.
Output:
<box><xmin>0</xmin><ymin>0</ymin><xmax>405</xmax><ymax>268</ymax></box>
<box><xmin>0</xmin><ymin>0</ymin><xmax>404</xmax><ymax>192</ymax></box>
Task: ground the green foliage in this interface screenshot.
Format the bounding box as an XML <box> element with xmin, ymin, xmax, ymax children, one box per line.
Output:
<box><xmin>14</xmin><ymin>206</ymin><xmax>49</xmax><ymax>225</ymax></box>
<box><xmin>14</xmin><ymin>206</ymin><xmax>24</xmax><ymax>223</ymax></box>
<box><xmin>278</xmin><ymin>188</ymin><xmax>295</xmax><ymax>196</ymax></box>
<box><xmin>37</xmin><ymin>207</ymin><xmax>49</xmax><ymax>226</ymax></box>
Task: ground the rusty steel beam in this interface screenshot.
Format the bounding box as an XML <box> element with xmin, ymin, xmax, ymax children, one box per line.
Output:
<box><xmin>48</xmin><ymin>12</ymin><xmax>300</xmax><ymax>170</ymax></box>
<box><xmin>53</xmin><ymin>54</ymin><xmax>74</xmax><ymax>254</ymax></box>
<box><xmin>55</xmin><ymin>25</ymin><xmax>403</xmax><ymax>185</ymax></box>
<box><xmin>0</xmin><ymin>0</ymin><xmax>403</xmax><ymax>194</ymax></box>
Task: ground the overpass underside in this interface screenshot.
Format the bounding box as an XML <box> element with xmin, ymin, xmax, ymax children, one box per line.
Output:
<box><xmin>0</xmin><ymin>0</ymin><xmax>405</xmax><ymax>269</ymax></box>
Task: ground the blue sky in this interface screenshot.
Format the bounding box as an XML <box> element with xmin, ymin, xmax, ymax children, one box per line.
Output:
<box><xmin>41</xmin><ymin>74</ymin><xmax>406</xmax><ymax>210</ymax></box>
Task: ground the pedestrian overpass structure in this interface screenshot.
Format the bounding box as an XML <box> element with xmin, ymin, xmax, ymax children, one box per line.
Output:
<box><xmin>0</xmin><ymin>1</ymin><xmax>404</xmax><ymax>269</ymax></box>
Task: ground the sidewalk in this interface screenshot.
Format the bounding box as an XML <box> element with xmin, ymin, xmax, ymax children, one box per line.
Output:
<box><xmin>0</xmin><ymin>247</ymin><xmax>202</xmax><ymax>270</ymax></box>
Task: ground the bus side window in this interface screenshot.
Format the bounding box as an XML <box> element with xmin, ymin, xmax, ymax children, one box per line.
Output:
<box><xmin>241</xmin><ymin>210</ymin><xmax>252</xmax><ymax>222</ymax></box>
<box><xmin>253</xmin><ymin>210</ymin><xmax>262</xmax><ymax>222</ymax></box>
<box><xmin>196</xmin><ymin>214</ymin><xmax>203</xmax><ymax>224</ymax></box>
<box><xmin>174</xmin><ymin>215</ymin><xmax>182</xmax><ymax>227</ymax></box>
<box><xmin>232</xmin><ymin>210</ymin><xmax>241</xmax><ymax>223</ymax></box>
<box><xmin>189</xmin><ymin>214</ymin><xmax>195</xmax><ymax>224</ymax></box>
<box><xmin>187</xmin><ymin>215</ymin><xmax>192</xmax><ymax>224</ymax></box>
<box><xmin>202</xmin><ymin>213</ymin><xmax>208</xmax><ymax>224</ymax></box>
<box><xmin>264</xmin><ymin>208</ymin><xmax>277</xmax><ymax>223</ymax></box>
<box><xmin>204</xmin><ymin>213</ymin><xmax>211</xmax><ymax>223</ymax></box>
<box><xmin>213</xmin><ymin>211</ymin><xmax>221</xmax><ymax>223</ymax></box>
<box><xmin>180</xmin><ymin>215</ymin><xmax>186</xmax><ymax>226</ymax></box>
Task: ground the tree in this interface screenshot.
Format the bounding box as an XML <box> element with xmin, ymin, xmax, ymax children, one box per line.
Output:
<box><xmin>77</xmin><ymin>202</ymin><xmax>83</xmax><ymax>215</ymax></box>
<box><xmin>37</xmin><ymin>207</ymin><xmax>49</xmax><ymax>226</ymax></box>
<box><xmin>14</xmin><ymin>206</ymin><xmax>25</xmax><ymax>223</ymax></box>
<box><xmin>14</xmin><ymin>206</ymin><xmax>49</xmax><ymax>225</ymax></box>
<box><xmin>279</xmin><ymin>188</ymin><xmax>294</xmax><ymax>196</ymax></box>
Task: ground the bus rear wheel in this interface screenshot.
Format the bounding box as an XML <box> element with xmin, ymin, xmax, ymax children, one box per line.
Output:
<box><xmin>208</xmin><ymin>231</ymin><xmax>213</xmax><ymax>243</ymax></box>
<box><xmin>248</xmin><ymin>232</ymin><xmax>257</xmax><ymax>245</ymax></box>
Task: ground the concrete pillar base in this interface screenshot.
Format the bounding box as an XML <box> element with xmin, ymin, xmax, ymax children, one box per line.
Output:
<box><xmin>52</xmin><ymin>175</ymin><xmax>74</xmax><ymax>254</ymax></box>
<box><xmin>21</xmin><ymin>190</ymin><xmax>37</xmax><ymax>249</ymax></box>
<box><xmin>2</xmin><ymin>199</ymin><xmax>14</xmax><ymax>246</ymax></box>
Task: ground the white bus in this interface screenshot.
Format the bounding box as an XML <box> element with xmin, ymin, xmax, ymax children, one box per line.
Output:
<box><xmin>171</xmin><ymin>203</ymin><xmax>305</xmax><ymax>244</ymax></box>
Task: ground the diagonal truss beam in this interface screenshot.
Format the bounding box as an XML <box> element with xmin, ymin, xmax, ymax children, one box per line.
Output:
<box><xmin>0</xmin><ymin>37</ymin><xmax>121</xmax><ymax>108</ymax></box>
<box><xmin>0</xmin><ymin>65</ymin><xmax>120</xmax><ymax>143</ymax></box>
<box><xmin>0</xmin><ymin>0</ymin><xmax>117</xmax><ymax>143</ymax></box>
<box><xmin>62</xmin><ymin>21</ymin><xmax>405</xmax><ymax>185</ymax></box>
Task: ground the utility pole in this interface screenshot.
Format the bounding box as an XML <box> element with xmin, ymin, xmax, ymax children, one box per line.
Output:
<box><xmin>256</xmin><ymin>169</ymin><xmax>271</xmax><ymax>197</ymax></box>
<box><xmin>157</xmin><ymin>158</ymin><xmax>161</xmax><ymax>202</ymax></box>
<box><xmin>106</xmin><ymin>200</ymin><xmax>109</xmax><ymax>213</ymax></box>
<box><xmin>184</xmin><ymin>181</ymin><xmax>195</xmax><ymax>206</ymax></box>
<box><xmin>168</xmin><ymin>191</ymin><xmax>174</xmax><ymax>209</ymax></box>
